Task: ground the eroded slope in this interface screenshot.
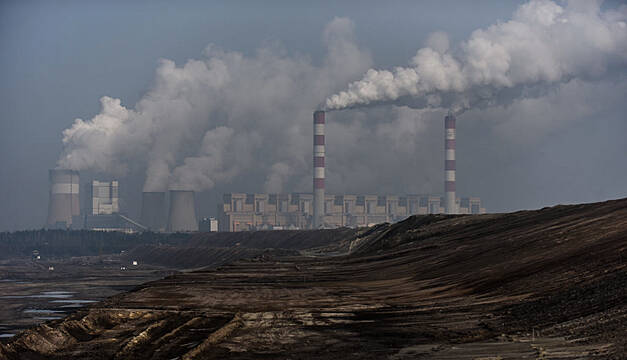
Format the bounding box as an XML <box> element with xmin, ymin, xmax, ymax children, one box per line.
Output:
<box><xmin>2</xmin><ymin>199</ymin><xmax>626</xmax><ymax>359</ymax></box>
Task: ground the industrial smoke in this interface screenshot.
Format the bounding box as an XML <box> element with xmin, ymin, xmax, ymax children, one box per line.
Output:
<box><xmin>56</xmin><ymin>18</ymin><xmax>372</xmax><ymax>194</ymax></box>
<box><xmin>325</xmin><ymin>1</ymin><xmax>627</xmax><ymax>113</ymax></box>
<box><xmin>54</xmin><ymin>1</ymin><xmax>627</xmax><ymax>201</ymax></box>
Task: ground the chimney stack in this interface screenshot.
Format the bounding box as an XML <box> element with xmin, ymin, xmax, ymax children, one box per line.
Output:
<box><xmin>141</xmin><ymin>192</ymin><xmax>166</xmax><ymax>231</ymax></box>
<box><xmin>47</xmin><ymin>169</ymin><xmax>80</xmax><ymax>228</ymax></box>
<box><xmin>313</xmin><ymin>110</ymin><xmax>325</xmax><ymax>228</ymax></box>
<box><xmin>444</xmin><ymin>112</ymin><xmax>457</xmax><ymax>214</ymax></box>
<box><xmin>167</xmin><ymin>190</ymin><xmax>198</xmax><ymax>232</ymax></box>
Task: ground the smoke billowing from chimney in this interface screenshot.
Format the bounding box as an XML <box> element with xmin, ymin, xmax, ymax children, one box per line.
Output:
<box><xmin>53</xmin><ymin>1</ymin><xmax>627</xmax><ymax>206</ymax></box>
<box><xmin>325</xmin><ymin>1</ymin><xmax>627</xmax><ymax>112</ymax></box>
<box><xmin>56</xmin><ymin>17</ymin><xmax>372</xmax><ymax>194</ymax></box>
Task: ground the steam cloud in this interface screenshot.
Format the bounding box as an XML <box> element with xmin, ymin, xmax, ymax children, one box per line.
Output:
<box><xmin>325</xmin><ymin>0</ymin><xmax>627</xmax><ymax>112</ymax></box>
<box><xmin>58</xmin><ymin>18</ymin><xmax>372</xmax><ymax>192</ymax></box>
<box><xmin>57</xmin><ymin>0</ymin><xmax>627</xmax><ymax>196</ymax></box>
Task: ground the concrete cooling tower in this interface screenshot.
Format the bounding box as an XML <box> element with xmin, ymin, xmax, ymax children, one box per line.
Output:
<box><xmin>47</xmin><ymin>169</ymin><xmax>80</xmax><ymax>228</ymax></box>
<box><xmin>167</xmin><ymin>190</ymin><xmax>198</xmax><ymax>232</ymax></box>
<box><xmin>140</xmin><ymin>192</ymin><xmax>166</xmax><ymax>231</ymax></box>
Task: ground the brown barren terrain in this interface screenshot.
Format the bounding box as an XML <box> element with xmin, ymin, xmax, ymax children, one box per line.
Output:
<box><xmin>1</xmin><ymin>199</ymin><xmax>626</xmax><ymax>359</ymax></box>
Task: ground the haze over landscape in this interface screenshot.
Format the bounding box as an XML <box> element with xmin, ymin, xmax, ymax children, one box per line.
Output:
<box><xmin>1</xmin><ymin>0</ymin><xmax>626</xmax><ymax>231</ymax></box>
<box><xmin>1</xmin><ymin>1</ymin><xmax>627</xmax><ymax>358</ymax></box>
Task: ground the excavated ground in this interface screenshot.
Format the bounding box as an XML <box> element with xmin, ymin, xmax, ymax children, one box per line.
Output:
<box><xmin>1</xmin><ymin>199</ymin><xmax>626</xmax><ymax>359</ymax></box>
<box><xmin>0</xmin><ymin>228</ymin><xmax>356</xmax><ymax>338</ymax></box>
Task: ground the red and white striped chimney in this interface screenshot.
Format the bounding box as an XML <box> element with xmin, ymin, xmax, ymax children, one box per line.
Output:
<box><xmin>444</xmin><ymin>112</ymin><xmax>456</xmax><ymax>214</ymax></box>
<box><xmin>313</xmin><ymin>110</ymin><xmax>325</xmax><ymax>228</ymax></box>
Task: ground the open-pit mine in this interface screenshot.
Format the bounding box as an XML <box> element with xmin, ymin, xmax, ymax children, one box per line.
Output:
<box><xmin>1</xmin><ymin>198</ymin><xmax>626</xmax><ymax>359</ymax></box>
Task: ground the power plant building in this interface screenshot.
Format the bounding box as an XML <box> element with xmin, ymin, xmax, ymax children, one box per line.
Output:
<box><xmin>47</xmin><ymin>169</ymin><xmax>80</xmax><ymax>228</ymax></box>
<box><xmin>141</xmin><ymin>192</ymin><xmax>166</xmax><ymax>231</ymax></box>
<box><xmin>218</xmin><ymin>193</ymin><xmax>485</xmax><ymax>232</ymax></box>
<box><xmin>90</xmin><ymin>180</ymin><xmax>119</xmax><ymax>215</ymax></box>
<box><xmin>313</xmin><ymin>110</ymin><xmax>326</xmax><ymax>228</ymax></box>
<box><xmin>167</xmin><ymin>190</ymin><xmax>199</xmax><ymax>232</ymax></box>
<box><xmin>444</xmin><ymin>112</ymin><xmax>457</xmax><ymax>214</ymax></box>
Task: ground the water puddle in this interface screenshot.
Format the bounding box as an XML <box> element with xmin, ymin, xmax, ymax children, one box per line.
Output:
<box><xmin>43</xmin><ymin>291</ymin><xmax>75</xmax><ymax>295</ymax></box>
<box><xmin>2</xmin><ymin>291</ymin><xmax>75</xmax><ymax>299</ymax></box>
<box><xmin>0</xmin><ymin>333</ymin><xmax>15</xmax><ymax>338</ymax></box>
<box><xmin>60</xmin><ymin>304</ymin><xmax>85</xmax><ymax>308</ymax></box>
<box><xmin>35</xmin><ymin>316</ymin><xmax>63</xmax><ymax>320</ymax></box>
<box><xmin>51</xmin><ymin>299</ymin><xmax>97</xmax><ymax>304</ymax></box>
<box><xmin>54</xmin><ymin>299</ymin><xmax>98</xmax><ymax>308</ymax></box>
<box><xmin>23</xmin><ymin>309</ymin><xmax>66</xmax><ymax>314</ymax></box>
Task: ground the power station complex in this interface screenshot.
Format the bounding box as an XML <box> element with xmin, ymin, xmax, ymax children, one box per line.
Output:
<box><xmin>46</xmin><ymin>111</ymin><xmax>485</xmax><ymax>232</ymax></box>
<box><xmin>218</xmin><ymin>193</ymin><xmax>484</xmax><ymax>232</ymax></box>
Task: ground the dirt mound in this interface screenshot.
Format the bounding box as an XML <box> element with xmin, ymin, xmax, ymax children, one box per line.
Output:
<box><xmin>3</xmin><ymin>198</ymin><xmax>626</xmax><ymax>359</ymax></box>
<box><xmin>122</xmin><ymin>245</ymin><xmax>298</xmax><ymax>269</ymax></box>
<box><xmin>185</xmin><ymin>227</ymin><xmax>357</xmax><ymax>250</ymax></box>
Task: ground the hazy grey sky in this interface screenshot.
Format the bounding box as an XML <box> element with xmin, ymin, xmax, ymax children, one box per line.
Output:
<box><xmin>1</xmin><ymin>0</ymin><xmax>625</xmax><ymax>231</ymax></box>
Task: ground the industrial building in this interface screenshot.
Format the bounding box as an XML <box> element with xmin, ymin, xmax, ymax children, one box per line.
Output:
<box><xmin>218</xmin><ymin>193</ymin><xmax>485</xmax><ymax>232</ymax></box>
<box><xmin>199</xmin><ymin>217</ymin><xmax>219</xmax><ymax>232</ymax></box>
<box><xmin>45</xmin><ymin>173</ymin><xmax>200</xmax><ymax>233</ymax></box>
<box><xmin>47</xmin><ymin>169</ymin><xmax>80</xmax><ymax>229</ymax></box>
<box><xmin>46</xmin><ymin>173</ymin><xmax>144</xmax><ymax>232</ymax></box>
<box><xmin>141</xmin><ymin>192</ymin><xmax>166</xmax><ymax>231</ymax></box>
<box><xmin>80</xmin><ymin>180</ymin><xmax>145</xmax><ymax>232</ymax></box>
<box><xmin>47</xmin><ymin>110</ymin><xmax>484</xmax><ymax>233</ymax></box>
<box><xmin>313</xmin><ymin>110</ymin><xmax>326</xmax><ymax>228</ymax></box>
<box><xmin>89</xmin><ymin>180</ymin><xmax>119</xmax><ymax>215</ymax></box>
<box><xmin>167</xmin><ymin>190</ymin><xmax>199</xmax><ymax>232</ymax></box>
<box><xmin>217</xmin><ymin>110</ymin><xmax>484</xmax><ymax>232</ymax></box>
<box><xmin>82</xmin><ymin>179</ymin><xmax>144</xmax><ymax>232</ymax></box>
<box><xmin>444</xmin><ymin>111</ymin><xmax>457</xmax><ymax>214</ymax></box>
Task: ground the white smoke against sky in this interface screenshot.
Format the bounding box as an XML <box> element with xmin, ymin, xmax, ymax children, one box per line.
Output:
<box><xmin>56</xmin><ymin>0</ymin><xmax>627</xmax><ymax>199</ymax></box>
<box><xmin>325</xmin><ymin>0</ymin><xmax>627</xmax><ymax>112</ymax></box>
<box><xmin>57</xmin><ymin>17</ymin><xmax>373</xmax><ymax>192</ymax></box>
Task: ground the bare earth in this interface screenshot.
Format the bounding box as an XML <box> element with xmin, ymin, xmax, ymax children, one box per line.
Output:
<box><xmin>1</xmin><ymin>199</ymin><xmax>626</xmax><ymax>359</ymax></box>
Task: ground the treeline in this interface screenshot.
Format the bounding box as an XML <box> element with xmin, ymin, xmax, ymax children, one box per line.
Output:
<box><xmin>0</xmin><ymin>230</ymin><xmax>192</xmax><ymax>259</ymax></box>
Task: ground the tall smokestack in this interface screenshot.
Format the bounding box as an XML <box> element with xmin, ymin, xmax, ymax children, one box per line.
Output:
<box><xmin>444</xmin><ymin>112</ymin><xmax>456</xmax><ymax>214</ymax></box>
<box><xmin>167</xmin><ymin>190</ymin><xmax>198</xmax><ymax>232</ymax></box>
<box><xmin>141</xmin><ymin>192</ymin><xmax>166</xmax><ymax>231</ymax></box>
<box><xmin>313</xmin><ymin>110</ymin><xmax>325</xmax><ymax>229</ymax></box>
<box><xmin>47</xmin><ymin>169</ymin><xmax>80</xmax><ymax>228</ymax></box>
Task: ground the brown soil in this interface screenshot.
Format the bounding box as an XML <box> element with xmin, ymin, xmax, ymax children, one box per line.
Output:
<box><xmin>1</xmin><ymin>199</ymin><xmax>626</xmax><ymax>359</ymax></box>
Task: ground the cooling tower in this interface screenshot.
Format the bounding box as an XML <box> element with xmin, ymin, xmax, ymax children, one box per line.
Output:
<box><xmin>313</xmin><ymin>110</ymin><xmax>325</xmax><ymax>229</ymax></box>
<box><xmin>444</xmin><ymin>112</ymin><xmax>457</xmax><ymax>214</ymax></box>
<box><xmin>167</xmin><ymin>190</ymin><xmax>198</xmax><ymax>232</ymax></box>
<box><xmin>141</xmin><ymin>192</ymin><xmax>166</xmax><ymax>231</ymax></box>
<box><xmin>47</xmin><ymin>169</ymin><xmax>80</xmax><ymax>228</ymax></box>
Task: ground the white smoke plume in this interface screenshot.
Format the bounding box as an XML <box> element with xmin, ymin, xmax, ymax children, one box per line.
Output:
<box><xmin>325</xmin><ymin>0</ymin><xmax>627</xmax><ymax>112</ymax></box>
<box><xmin>56</xmin><ymin>1</ymin><xmax>627</xmax><ymax>200</ymax></box>
<box><xmin>57</xmin><ymin>17</ymin><xmax>373</xmax><ymax>192</ymax></box>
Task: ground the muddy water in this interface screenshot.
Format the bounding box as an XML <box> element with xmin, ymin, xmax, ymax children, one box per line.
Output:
<box><xmin>0</xmin><ymin>258</ymin><xmax>177</xmax><ymax>341</ymax></box>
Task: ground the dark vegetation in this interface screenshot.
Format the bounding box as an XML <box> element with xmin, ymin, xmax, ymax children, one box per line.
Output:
<box><xmin>0</xmin><ymin>227</ymin><xmax>356</xmax><ymax>261</ymax></box>
<box><xmin>0</xmin><ymin>230</ymin><xmax>188</xmax><ymax>259</ymax></box>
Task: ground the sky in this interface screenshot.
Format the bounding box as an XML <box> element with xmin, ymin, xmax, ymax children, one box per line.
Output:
<box><xmin>0</xmin><ymin>0</ymin><xmax>625</xmax><ymax>231</ymax></box>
